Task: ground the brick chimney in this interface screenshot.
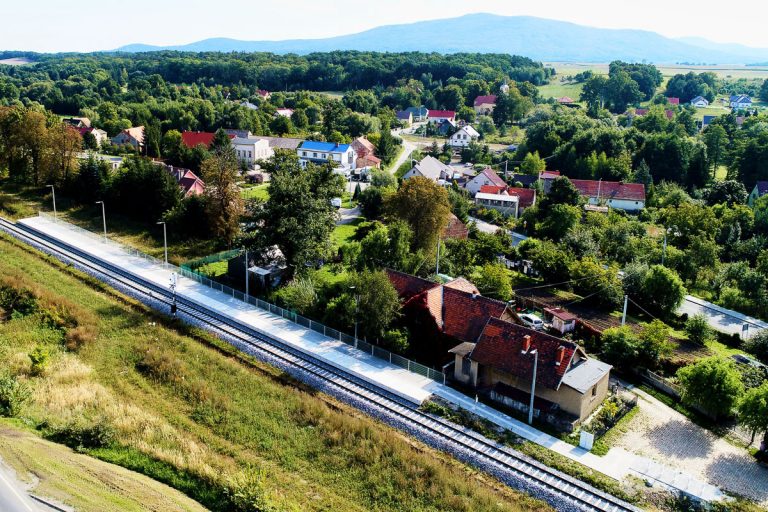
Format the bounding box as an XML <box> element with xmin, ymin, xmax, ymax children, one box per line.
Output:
<box><xmin>555</xmin><ymin>346</ymin><xmax>565</xmax><ymax>366</ymax></box>
<box><xmin>521</xmin><ymin>335</ymin><xmax>531</xmax><ymax>354</ymax></box>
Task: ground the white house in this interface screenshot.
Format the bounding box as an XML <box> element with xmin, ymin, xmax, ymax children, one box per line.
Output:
<box><xmin>449</xmin><ymin>125</ymin><xmax>480</xmax><ymax>148</ymax></box>
<box><xmin>570</xmin><ymin>179</ymin><xmax>646</xmax><ymax>212</ymax></box>
<box><xmin>475</xmin><ymin>192</ymin><xmax>519</xmax><ymax>217</ymax></box>
<box><xmin>465</xmin><ymin>168</ymin><xmax>507</xmax><ymax>196</ymax></box>
<box><xmin>402</xmin><ymin>155</ymin><xmax>452</xmax><ymax>182</ymax></box>
<box><xmin>297</xmin><ymin>140</ymin><xmax>357</xmax><ymax>171</ymax></box>
<box><xmin>275</xmin><ymin>108</ymin><xmax>294</xmax><ymax>118</ymax></box>
<box><xmin>690</xmin><ymin>96</ymin><xmax>710</xmax><ymax>108</ymax></box>
<box><xmin>730</xmin><ymin>94</ymin><xmax>753</xmax><ymax>109</ymax></box>
<box><xmin>232</xmin><ymin>137</ymin><xmax>273</xmax><ymax>166</ymax></box>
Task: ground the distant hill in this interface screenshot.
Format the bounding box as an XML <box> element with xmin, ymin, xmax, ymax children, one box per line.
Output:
<box><xmin>115</xmin><ymin>14</ymin><xmax>768</xmax><ymax>64</ymax></box>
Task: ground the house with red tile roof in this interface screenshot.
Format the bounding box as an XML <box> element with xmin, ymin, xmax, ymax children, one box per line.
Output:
<box><xmin>256</xmin><ymin>89</ymin><xmax>270</xmax><ymax>100</ymax></box>
<box><xmin>465</xmin><ymin>168</ymin><xmax>507</xmax><ymax>196</ymax></box>
<box><xmin>164</xmin><ymin>165</ymin><xmax>205</xmax><ymax>197</ymax></box>
<box><xmin>475</xmin><ymin>186</ymin><xmax>536</xmax><ymax>218</ymax></box>
<box><xmin>667</xmin><ymin>97</ymin><xmax>680</xmax><ymax>105</ymax></box>
<box><xmin>556</xmin><ymin>96</ymin><xmax>574</xmax><ymax>104</ymax></box>
<box><xmin>473</xmin><ymin>95</ymin><xmax>497</xmax><ymax>115</ymax></box>
<box><xmin>351</xmin><ymin>137</ymin><xmax>381</xmax><ymax>169</ymax></box>
<box><xmin>181</xmin><ymin>131</ymin><xmax>235</xmax><ymax>149</ymax></box>
<box><xmin>457</xmin><ymin>318</ymin><xmax>611</xmax><ymax>423</ymax></box>
<box><xmin>569</xmin><ymin>179</ymin><xmax>646</xmax><ymax>212</ymax></box>
<box><xmin>386</xmin><ymin>269</ymin><xmax>611</xmax><ymax>426</ymax></box>
<box><xmin>427</xmin><ymin>110</ymin><xmax>456</xmax><ymax>123</ymax></box>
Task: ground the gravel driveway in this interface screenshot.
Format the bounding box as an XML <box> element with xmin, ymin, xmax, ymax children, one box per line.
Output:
<box><xmin>612</xmin><ymin>388</ymin><xmax>768</xmax><ymax>505</ymax></box>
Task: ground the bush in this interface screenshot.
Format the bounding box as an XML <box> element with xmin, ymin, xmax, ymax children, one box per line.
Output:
<box><xmin>28</xmin><ymin>345</ymin><xmax>50</xmax><ymax>376</ymax></box>
<box><xmin>47</xmin><ymin>418</ymin><xmax>115</xmax><ymax>450</ymax></box>
<box><xmin>744</xmin><ymin>330</ymin><xmax>768</xmax><ymax>365</ymax></box>
<box><xmin>64</xmin><ymin>324</ymin><xmax>98</xmax><ymax>351</ymax></box>
<box><xmin>223</xmin><ymin>467</ymin><xmax>277</xmax><ymax>512</ymax></box>
<box><xmin>0</xmin><ymin>375</ymin><xmax>31</xmax><ymax>417</ymax></box>
<box><xmin>381</xmin><ymin>329</ymin><xmax>409</xmax><ymax>353</ymax></box>
<box><xmin>135</xmin><ymin>343</ymin><xmax>188</xmax><ymax>386</ymax></box>
<box><xmin>685</xmin><ymin>314</ymin><xmax>715</xmax><ymax>345</ymax></box>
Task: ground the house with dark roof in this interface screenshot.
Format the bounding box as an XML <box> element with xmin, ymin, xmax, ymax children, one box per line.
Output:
<box><xmin>569</xmin><ymin>179</ymin><xmax>646</xmax><ymax>212</ymax></box>
<box><xmin>395</xmin><ymin>110</ymin><xmax>413</xmax><ymax>126</ymax></box>
<box><xmin>691</xmin><ymin>96</ymin><xmax>709</xmax><ymax>108</ymax></box>
<box><xmin>405</xmin><ymin>106</ymin><xmax>429</xmax><ymax>122</ymax></box>
<box><xmin>473</xmin><ymin>95</ymin><xmax>497</xmax><ymax>115</ymax></box>
<box><xmin>701</xmin><ymin>115</ymin><xmax>717</xmax><ymax>130</ymax></box>
<box><xmin>749</xmin><ymin>181</ymin><xmax>768</xmax><ymax>207</ymax></box>
<box><xmin>386</xmin><ymin>269</ymin><xmax>610</xmax><ymax>427</ymax></box>
<box><xmin>730</xmin><ymin>94</ymin><xmax>752</xmax><ymax>109</ymax></box>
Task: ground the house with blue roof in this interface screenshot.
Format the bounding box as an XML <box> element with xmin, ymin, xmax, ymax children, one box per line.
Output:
<box><xmin>730</xmin><ymin>94</ymin><xmax>752</xmax><ymax>109</ymax></box>
<box><xmin>297</xmin><ymin>140</ymin><xmax>357</xmax><ymax>171</ymax></box>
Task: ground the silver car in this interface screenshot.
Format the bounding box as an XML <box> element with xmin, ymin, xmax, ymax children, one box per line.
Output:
<box><xmin>519</xmin><ymin>313</ymin><xmax>545</xmax><ymax>331</ymax></box>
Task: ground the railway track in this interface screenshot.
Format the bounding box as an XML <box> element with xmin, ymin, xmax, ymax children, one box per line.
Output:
<box><xmin>0</xmin><ymin>217</ymin><xmax>640</xmax><ymax>512</ymax></box>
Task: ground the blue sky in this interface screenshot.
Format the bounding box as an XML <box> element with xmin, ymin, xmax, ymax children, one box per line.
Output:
<box><xmin>4</xmin><ymin>0</ymin><xmax>768</xmax><ymax>52</ymax></box>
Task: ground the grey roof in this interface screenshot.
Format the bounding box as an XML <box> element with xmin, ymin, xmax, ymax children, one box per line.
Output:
<box><xmin>702</xmin><ymin>115</ymin><xmax>717</xmax><ymax>126</ymax></box>
<box><xmin>407</xmin><ymin>155</ymin><xmax>452</xmax><ymax>180</ymax></box>
<box><xmin>405</xmin><ymin>106</ymin><xmax>429</xmax><ymax>116</ymax></box>
<box><xmin>448</xmin><ymin>342</ymin><xmax>476</xmax><ymax>357</ymax></box>
<box><xmin>755</xmin><ymin>181</ymin><xmax>768</xmax><ymax>196</ymax></box>
<box><xmin>396</xmin><ymin>110</ymin><xmax>412</xmax><ymax>120</ymax></box>
<box><xmin>259</xmin><ymin>136</ymin><xmax>304</xmax><ymax>150</ymax></box>
<box><xmin>510</xmin><ymin>173</ymin><xmax>538</xmax><ymax>187</ymax></box>
<box><xmin>561</xmin><ymin>357</ymin><xmax>612</xmax><ymax>394</ymax></box>
<box><xmin>225</xmin><ymin>129</ymin><xmax>252</xmax><ymax>138</ymax></box>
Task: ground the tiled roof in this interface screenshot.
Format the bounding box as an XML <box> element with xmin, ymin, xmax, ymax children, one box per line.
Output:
<box><xmin>479</xmin><ymin>185</ymin><xmax>506</xmax><ymax>194</ymax></box>
<box><xmin>396</xmin><ymin>110</ymin><xmax>412</xmax><ymax>120</ymax></box>
<box><xmin>544</xmin><ymin>307</ymin><xmax>578</xmax><ymax>322</ymax></box>
<box><xmin>351</xmin><ymin>137</ymin><xmax>376</xmax><ymax>154</ymax></box>
<box><xmin>257</xmin><ymin>89</ymin><xmax>270</xmax><ymax>97</ymax></box>
<box><xmin>506</xmin><ymin>187</ymin><xmax>536</xmax><ymax>208</ymax></box>
<box><xmin>181</xmin><ymin>131</ymin><xmax>235</xmax><ymax>149</ymax></box>
<box><xmin>667</xmin><ymin>97</ymin><xmax>680</xmax><ymax>105</ymax></box>
<box><xmin>428</xmin><ymin>109</ymin><xmax>456</xmax><ymax>119</ymax></box>
<box><xmin>539</xmin><ymin>171</ymin><xmax>560</xmax><ymax>179</ymax></box>
<box><xmin>473</xmin><ymin>95</ymin><xmax>497</xmax><ymax>107</ymax></box>
<box><xmin>299</xmin><ymin>140</ymin><xmax>351</xmax><ymax>152</ymax></box>
<box><xmin>259</xmin><ymin>136</ymin><xmax>304</xmax><ymax>150</ymax></box>
<box><xmin>408</xmin><ymin>155</ymin><xmax>452</xmax><ymax>181</ymax></box>
<box><xmin>476</xmin><ymin>169</ymin><xmax>507</xmax><ymax>187</ymax></box>
<box><xmin>444</xmin><ymin>277</ymin><xmax>479</xmax><ymax>295</ymax></box>
<box><xmin>470</xmin><ymin>317</ymin><xmax>578</xmax><ymax>390</ymax></box>
<box><xmin>441</xmin><ymin>287</ymin><xmax>508</xmax><ymax>343</ymax></box>
<box><xmin>557</xmin><ymin>96</ymin><xmax>574</xmax><ymax>103</ymax></box>
<box><xmin>123</xmin><ymin>126</ymin><xmax>145</xmax><ymax>144</ymax></box>
<box><xmin>386</xmin><ymin>269</ymin><xmax>439</xmax><ymax>301</ymax></box>
<box><xmin>442</xmin><ymin>213</ymin><xmax>469</xmax><ymax>240</ymax></box>
<box><xmin>570</xmin><ymin>179</ymin><xmax>646</xmax><ymax>202</ymax></box>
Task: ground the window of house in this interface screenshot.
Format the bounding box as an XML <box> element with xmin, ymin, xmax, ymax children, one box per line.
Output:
<box><xmin>591</xmin><ymin>386</ymin><xmax>597</xmax><ymax>397</ymax></box>
<box><xmin>461</xmin><ymin>357</ymin><xmax>471</xmax><ymax>376</ymax></box>
<box><xmin>313</xmin><ymin>152</ymin><xmax>317</xmax><ymax>158</ymax></box>
<box><xmin>302</xmin><ymin>151</ymin><xmax>307</xmax><ymax>156</ymax></box>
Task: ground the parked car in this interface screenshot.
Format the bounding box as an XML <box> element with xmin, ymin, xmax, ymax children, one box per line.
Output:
<box><xmin>331</xmin><ymin>197</ymin><xmax>342</xmax><ymax>209</ymax></box>
<box><xmin>519</xmin><ymin>313</ymin><xmax>545</xmax><ymax>331</ymax></box>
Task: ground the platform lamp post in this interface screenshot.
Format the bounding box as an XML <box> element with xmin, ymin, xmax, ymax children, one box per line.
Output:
<box><xmin>157</xmin><ymin>221</ymin><xmax>168</xmax><ymax>267</ymax></box>
<box><xmin>46</xmin><ymin>184</ymin><xmax>57</xmax><ymax>222</ymax></box>
<box><xmin>95</xmin><ymin>201</ymin><xmax>107</xmax><ymax>243</ymax></box>
<box><xmin>349</xmin><ymin>285</ymin><xmax>360</xmax><ymax>348</ymax></box>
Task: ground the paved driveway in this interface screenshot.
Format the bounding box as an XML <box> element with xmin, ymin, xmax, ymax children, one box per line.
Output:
<box><xmin>611</xmin><ymin>387</ymin><xmax>768</xmax><ymax>505</ymax></box>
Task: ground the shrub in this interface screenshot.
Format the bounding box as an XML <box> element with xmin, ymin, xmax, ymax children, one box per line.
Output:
<box><xmin>28</xmin><ymin>346</ymin><xmax>50</xmax><ymax>376</ymax></box>
<box><xmin>685</xmin><ymin>314</ymin><xmax>715</xmax><ymax>345</ymax></box>
<box><xmin>744</xmin><ymin>330</ymin><xmax>768</xmax><ymax>365</ymax></box>
<box><xmin>223</xmin><ymin>467</ymin><xmax>277</xmax><ymax>512</ymax></box>
<box><xmin>64</xmin><ymin>324</ymin><xmax>98</xmax><ymax>351</ymax></box>
<box><xmin>135</xmin><ymin>343</ymin><xmax>188</xmax><ymax>386</ymax></box>
<box><xmin>47</xmin><ymin>418</ymin><xmax>115</xmax><ymax>450</ymax></box>
<box><xmin>381</xmin><ymin>329</ymin><xmax>409</xmax><ymax>353</ymax></box>
<box><xmin>0</xmin><ymin>375</ymin><xmax>31</xmax><ymax>417</ymax></box>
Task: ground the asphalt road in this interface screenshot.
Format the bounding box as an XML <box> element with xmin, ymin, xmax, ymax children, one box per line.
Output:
<box><xmin>678</xmin><ymin>295</ymin><xmax>767</xmax><ymax>339</ymax></box>
<box><xmin>0</xmin><ymin>460</ymin><xmax>41</xmax><ymax>512</ymax></box>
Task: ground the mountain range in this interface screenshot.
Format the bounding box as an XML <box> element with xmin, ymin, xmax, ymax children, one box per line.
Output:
<box><xmin>116</xmin><ymin>14</ymin><xmax>768</xmax><ymax>64</ymax></box>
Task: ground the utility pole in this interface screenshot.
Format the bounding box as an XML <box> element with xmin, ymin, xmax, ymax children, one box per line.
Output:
<box><xmin>350</xmin><ymin>285</ymin><xmax>360</xmax><ymax>348</ymax></box>
<box><xmin>527</xmin><ymin>349</ymin><xmax>538</xmax><ymax>425</ymax></box>
<box><xmin>46</xmin><ymin>184</ymin><xmax>57</xmax><ymax>222</ymax></box>
<box><xmin>621</xmin><ymin>295</ymin><xmax>628</xmax><ymax>326</ymax></box>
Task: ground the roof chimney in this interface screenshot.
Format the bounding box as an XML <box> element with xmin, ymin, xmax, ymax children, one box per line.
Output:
<box><xmin>555</xmin><ymin>345</ymin><xmax>565</xmax><ymax>366</ymax></box>
<box><xmin>521</xmin><ymin>335</ymin><xmax>531</xmax><ymax>354</ymax></box>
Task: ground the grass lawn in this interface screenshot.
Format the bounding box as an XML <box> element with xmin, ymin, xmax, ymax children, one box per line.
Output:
<box><xmin>0</xmin><ymin>233</ymin><xmax>549</xmax><ymax>512</ymax></box>
<box><xmin>240</xmin><ymin>183</ymin><xmax>269</xmax><ymax>201</ymax></box>
<box><xmin>537</xmin><ymin>81</ymin><xmax>584</xmax><ymax>101</ymax></box>
<box><xmin>196</xmin><ymin>260</ymin><xmax>229</xmax><ymax>278</ymax></box>
<box><xmin>0</xmin><ymin>419</ymin><xmax>206</xmax><ymax>512</ymax></box>
<box><xmin>331</xmin><ymin>217</ymin><xmax>364</xmax><ymax>247</ymax></box>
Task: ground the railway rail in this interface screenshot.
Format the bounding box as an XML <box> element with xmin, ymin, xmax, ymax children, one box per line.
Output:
<box><xmin>0</xmin><ymin>216</ymin><xmax>640</xmax><ymax>512</ymax></box>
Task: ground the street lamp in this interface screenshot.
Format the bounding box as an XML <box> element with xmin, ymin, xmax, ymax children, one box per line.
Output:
<box><xmin>157</xmin><ymin>221</ymin><xmax>168</xmax><ymax>266</ymax></box>
<box><xmin>349</xmin><ymin>285</ymin><xmax>360</xmax><ymax>348</ymax></box>
<box><xmin>95</xmin><ymin>201</ymin><xmax>107</xmax><ymax>243</ymax></box>
<box><xmin>46</xmin><ymin>184</ymin><xmax>57</xmax><ymax>222</ymax></box>
<box><xmin>522</xmin><ymin>343</ymin><xmax>539</xmax><ymax>425</ymax></box>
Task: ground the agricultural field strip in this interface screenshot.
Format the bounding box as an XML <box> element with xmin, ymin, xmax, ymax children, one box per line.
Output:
<box><xmin>0</xmin><ymin>216</ymin><xmax>639</xmax><ymax>512</ymax></box>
